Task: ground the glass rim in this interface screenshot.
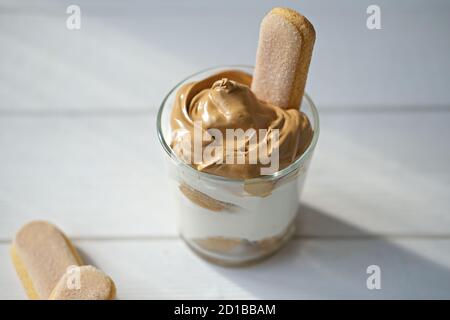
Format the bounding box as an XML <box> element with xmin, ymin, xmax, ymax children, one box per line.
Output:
<box><xmin>156</xmin><ymin>65</ymin><xmax>320</xmax><ymax>184</ymax></box>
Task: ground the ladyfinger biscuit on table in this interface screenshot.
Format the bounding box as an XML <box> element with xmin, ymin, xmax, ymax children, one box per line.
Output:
<box><xmin>251</xmin><ymin>7</ymin><xmax>315</xmax><ymax>110</ymax></box>
<box><xmin>10</xmin><ymin>220</ymin><xmax>115</xmax><ymax>300</ymax></box>
<box><xmin>49</xmin><ymin>265</ymin><xmax>116</xmax><ymax>300</ymax></box>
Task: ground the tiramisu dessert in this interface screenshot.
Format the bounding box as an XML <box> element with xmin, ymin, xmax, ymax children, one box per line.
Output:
<box><xmin>158</xmin><ymin>7</ymin><xmax>318</xmax><ymax>265</ymax></box>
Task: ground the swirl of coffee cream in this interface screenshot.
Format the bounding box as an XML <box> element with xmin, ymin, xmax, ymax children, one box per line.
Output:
<box><xmin>170</xmin><ymin>70</ymin><xmax>313</xmax><ymax>180</ymax></box>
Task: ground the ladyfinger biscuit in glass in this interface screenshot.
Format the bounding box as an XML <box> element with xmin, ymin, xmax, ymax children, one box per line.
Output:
<box><xmin>251</xmin><ymin>7</ymin><xmax>315</xmax><ymax>110</ymax></box>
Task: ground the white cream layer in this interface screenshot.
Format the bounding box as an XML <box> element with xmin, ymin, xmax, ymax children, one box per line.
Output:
<box><xmin>173</xmin><ymin>164</ymin><xmax>310</xmax><ymax>241</ymax></box>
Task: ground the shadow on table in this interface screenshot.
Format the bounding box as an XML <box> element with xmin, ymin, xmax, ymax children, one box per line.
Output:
<box><xmin>77</xmin><ymin>247</ymin><xmax>100</xmax><ymax>268</ymax></box>
<box><xmin>207</xmin><ymin>203</ymin><xmax>450</xmax><ymax>299</ymax></box>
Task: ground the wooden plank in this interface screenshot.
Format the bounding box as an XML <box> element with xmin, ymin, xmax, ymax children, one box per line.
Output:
<box><xmin>0</xmin><ymin>112</ymin><xmax>449</xmax><ymax>239</ymax></box>
<box><xmin>0</xmin><ymin>0</ymin><xmax>449</xmax><ymax>110</ymax></box>
<box><xmin>299</xmin><ymin>111</ymin><xmax>450</xmax><ymax>236</ymax></box>
<box><xmin>2</xmin><ymin>238</ymin><xmax>450</xmax><ymax>299</ymax></box>
<box><xmin>0</xmin><ymin>113</ymin><xmax>178</xmax><ymax>238</ymax></box>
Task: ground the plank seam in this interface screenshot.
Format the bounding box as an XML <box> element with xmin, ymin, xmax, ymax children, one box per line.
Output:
<box><xmin>0</xmin><ymin>105</ymin><xmax>449</xmax><ymax>117</ymax></box>
<box><xmin>2</xmin><ymin>234</ymin><xmax>450</xmax><ymax>244</ymax></box>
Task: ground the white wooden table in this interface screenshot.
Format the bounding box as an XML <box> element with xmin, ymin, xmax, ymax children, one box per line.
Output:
<box><xmin>1</xmin><ymin>0</ymin><xmax>450</xmax><ymax>299</ymax></box>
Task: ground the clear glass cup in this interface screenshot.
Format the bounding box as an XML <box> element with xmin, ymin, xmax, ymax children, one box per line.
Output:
<box><xmin>157</xmin><ymin>65</ymin><xmax>320</xmax><ymax>266</ymax></box>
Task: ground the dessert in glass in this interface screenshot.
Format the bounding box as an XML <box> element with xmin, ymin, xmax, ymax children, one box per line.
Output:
<box><xmin>157</xmin><ymin>8</ymin><xmax>318</xmax><ymax>266</ymax></box>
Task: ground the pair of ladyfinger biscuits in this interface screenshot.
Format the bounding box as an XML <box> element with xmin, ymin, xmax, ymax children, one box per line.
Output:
<box><xmin>10</xmin><ymin>221</ymin><xmax>115</xmax><ymax>300</ymax></box>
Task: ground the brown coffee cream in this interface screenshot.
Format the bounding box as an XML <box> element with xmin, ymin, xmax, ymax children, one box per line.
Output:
<box><xmin>170</xmin><ymin>70</ymin><xmax>313</xmax><ymax>180</ymax></box>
